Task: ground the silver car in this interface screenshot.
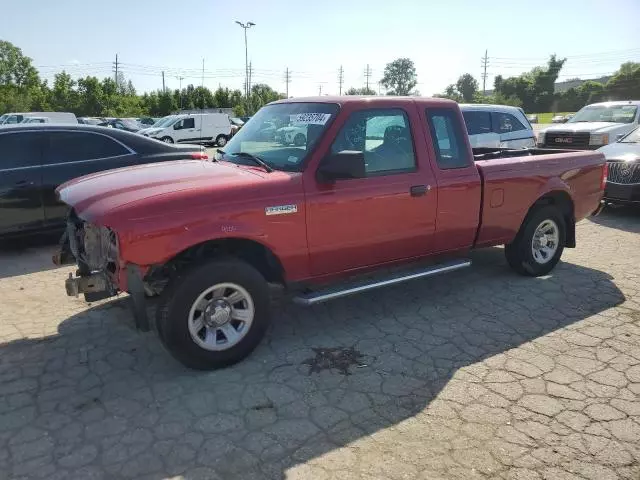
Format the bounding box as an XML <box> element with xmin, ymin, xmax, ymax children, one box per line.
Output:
<box><xmin>460</xmin><ymin>104</ymin><xmax>536</xmax><ymax>149</ymax></box>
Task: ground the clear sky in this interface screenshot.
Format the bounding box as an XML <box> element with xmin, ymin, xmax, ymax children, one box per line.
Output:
<box><xmin>2</xmin><ymin>0</ymin><xmax>639</xmax><ymax>97</ymax></box>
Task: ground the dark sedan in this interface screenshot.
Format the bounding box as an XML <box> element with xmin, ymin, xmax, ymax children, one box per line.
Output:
<box><xmin>97</xmin><ymin>118</ymin><xmax>142</xmax><ymax>132</ymax></box>
<box><xmin>599</xmin><ymin>126</ymin><xmax>640</xmax><ymax>204</ymax></box>
<box><xmin>0</xmin><ymin>124</ymin><xmax>208</xmax><ymax>238</ymax></box>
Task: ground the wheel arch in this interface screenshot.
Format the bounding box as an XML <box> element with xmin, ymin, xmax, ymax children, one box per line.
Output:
<box><xmin>147</xmin><ymin>237</ymin><xmax>286</xmax><ymax>290</ymax></box>
<box><xmin>523</xmin><ymin>190</ymin><xmax>576</xmax><ymax>248</ymax></box>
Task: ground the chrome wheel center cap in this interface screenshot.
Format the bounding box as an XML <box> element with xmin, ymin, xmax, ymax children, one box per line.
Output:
<box><xmin>204</xmin><ymin>300</ymin><xmax>232</xmax><ymax>327</ymax></box>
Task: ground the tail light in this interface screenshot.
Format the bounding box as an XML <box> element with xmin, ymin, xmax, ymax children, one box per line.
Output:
<box><xmin>190</xmin><ymin>152</ymin><xmax>209</xmax><ymax>160</ymax></box>
<box><xmin>601</xmin><ymin>162</ymin><xmax>608</xmax><ymax>190</ymax></box>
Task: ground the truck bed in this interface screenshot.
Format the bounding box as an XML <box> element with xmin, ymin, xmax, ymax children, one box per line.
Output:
<box><xmin>473</xmin><ymin>149</ymin><xmax>605</xmax><ymax>248</ymax></box>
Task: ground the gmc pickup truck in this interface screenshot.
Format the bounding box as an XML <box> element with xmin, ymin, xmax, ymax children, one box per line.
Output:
<box><xmin>55</xmin><ymin>96</ymin><xmax>607</xmax><ymax>370</ymax></box>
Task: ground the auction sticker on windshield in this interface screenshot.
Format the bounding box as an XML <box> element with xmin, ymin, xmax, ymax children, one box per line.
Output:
<box><xmin>292</xmin><ymin>113</ymin><xmax>331</xmax><ymax>125</ymax></box>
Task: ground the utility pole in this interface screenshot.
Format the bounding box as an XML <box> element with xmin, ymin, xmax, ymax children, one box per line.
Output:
<box><xmin>364</xmin><ymin>64</ymin><xmax>372</xmax><ymax>91</ymax></box>
<box><xmin>318</xmin><ymin>84</ymin><xmax>323</xmax><ymax>96</ymax></box>
<box><xmin>248</xmin><ymin>62</ymin><xmax>253</xmax><ymax>95</ymax></box>
<box><xmin>481</xmin><ymin>49</ymin><xmax>489</xmax><ymax>95</ymax></box>
<box><xmin>235</xmin><ymin>21</ymin><xmax>256</xmax><ymax>98</ymax></box>
<box><xmin>114</xmin><ymin>54</ymin><xmax>119</xmax><ymax>88</ymax></box>
<box><xmin>176</xmin><ymin>76</ymin><xmax>184</xmax><ymax>109</ymax></box>
<box><xmin>284</xmin><ymin>68</ymin><xmax>291</xmax><ymax>98</ymax></box>
<box><xmin>162</xmin><ymin>71</ymin><xmax>165</xmax><ymax>92</ymax></box>
<box><xmin>338</xmin><ymin>65</ymin><xmax>344</xmax><ymax>95</ymax></box>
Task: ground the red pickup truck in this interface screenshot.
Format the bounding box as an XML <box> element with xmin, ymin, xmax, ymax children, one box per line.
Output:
<box><xmin>56</xmin><ymin>97</ymin><xmax>607</xmax><ymax>370</ymax></box>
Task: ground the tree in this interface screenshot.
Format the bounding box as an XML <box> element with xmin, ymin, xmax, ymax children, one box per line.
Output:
<box><xmin>0</xmin><ymin>40</ymin><xmax>39</xmax><ymax>88</ymax></box>
<box><xmin>50</xmin><ymin>71</ymin><xmax>77</xmax><ymax>112</ymax></box>
<box><xmin>76</xmin><ymin>76</ymin><xmax>104</xmax><ymax>116</ymax></box>
<box><xmin>345</xmin><ymin>87</ymin><xmax>376</xmax><ymax>95</ymax></box>
<box><xmin>456</xmin><ymin>74</ymin><xmax>478</xmax><ymax>102</ymax></box>
<box><xmin>606</xmin><ymin>62</ymin><xmax>640</xmax><ymax>100</ymax></box>
<box><xmin>492</xmin><ymin>55</ymin><xmax>566</xmax><ymax>112</ymax></box>
<box><xmin>380</xmin><ymin>58</ymin><xmax>417</xmax><ymax>96</ymax></box>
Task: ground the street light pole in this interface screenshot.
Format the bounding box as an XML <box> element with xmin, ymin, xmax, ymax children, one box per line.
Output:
<box><xmin>235</xmin><ymin>21</ymin><xmax>255</xmax><ymax>98</ymax></box>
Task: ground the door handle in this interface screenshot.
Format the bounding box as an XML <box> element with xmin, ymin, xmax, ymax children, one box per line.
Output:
<box><xmin>410</xmin><ymin>185</ymin><xmax>430</xmax><ymax>197</ymax></box>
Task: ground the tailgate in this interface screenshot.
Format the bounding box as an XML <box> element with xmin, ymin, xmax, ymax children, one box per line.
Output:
<box><xmin>474</xmin><ymin>150</ymin><xmax>605</xmax><ymax>248</ymax></box>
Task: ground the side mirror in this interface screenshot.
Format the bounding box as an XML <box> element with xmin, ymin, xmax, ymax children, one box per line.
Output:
<box><xmin>173</xmin><ymin>123</ymin><xmax>181</xmax><ymax>130</ymax></box>
<box><xmin>616</xmin><ymin>133</ymin><xmax>625</xmax><ymax>141</ymax></box>
<box><xmin>317</xmin><ymin>150</ymin><xmax>366</xmax><ymax>182</ymax></box>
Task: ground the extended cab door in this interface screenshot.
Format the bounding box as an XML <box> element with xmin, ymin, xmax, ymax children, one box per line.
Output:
<box><xmin>421</xmin><ymin>107</ymin><xmax>482</xmax><ymax>253</ymax></box>
<box><xmin>305</xmin><ymin>104</ymin><xmax>438</xmax><ymax>276</ymax></box>
<box><xmin>0</xmin><ymin>131</ymin><xmax>45</xmax><ymax>235</ymax></box>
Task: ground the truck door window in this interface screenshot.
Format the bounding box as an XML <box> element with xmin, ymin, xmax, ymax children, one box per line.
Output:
<box><xmin>330</xmin><ymin>108</ymin><xmax>416</xmax><ymax>176</ymax></box>
<box><xmin>491</xmin><ymin>112</ymin><xmax>526</xmax><ymax>133</ymax></box>
<box><xmin>425</xmin><ymin>108</ymin><xmax>470</xmax><ymax>169</ymax></box>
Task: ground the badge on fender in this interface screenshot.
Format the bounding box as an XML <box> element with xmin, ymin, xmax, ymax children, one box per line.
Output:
<box><xmin>265</xmin><ymin>205</ymin><xmax>298</xmax><ymax>216</ymax></box>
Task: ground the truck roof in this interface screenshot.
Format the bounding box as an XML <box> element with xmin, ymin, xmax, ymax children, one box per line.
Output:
<box><xmin>271</xmin><ymin>95</ymin><xmax>457</xmax><ymax>107</ymax></box>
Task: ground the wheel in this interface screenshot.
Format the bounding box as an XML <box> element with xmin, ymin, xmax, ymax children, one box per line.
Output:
<box><xmin>156</xmin><ymin>258</ymin><xmax>270</xmax><ymax>370</ymax></box>
<box><xmin>293</xmin><ymin>133</ymin><xmax>306</xmax><ymax>147</ymax></box>
<box><xmin>161</xmin><ymin>136</ymin><xmax>174</xmax><ymax>144</ymax></box>
<box><xmin>505</xmin><ymin>206</ymin><xmax>566</xmax><ymax>276</ymax></box>
<box><xmin>216</xmin><ymin>135</ymin><xmax>228</xmax><ymax>147</ymax></box>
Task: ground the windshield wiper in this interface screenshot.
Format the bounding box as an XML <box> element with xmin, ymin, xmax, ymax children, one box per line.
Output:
<box><xmin>232</xmin><ymin>152</ymin><xmax>273</xmax><ymax>173</ymax></box>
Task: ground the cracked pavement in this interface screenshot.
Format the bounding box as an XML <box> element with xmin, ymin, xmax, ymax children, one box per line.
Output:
<box><xmin>0</xmin><ymin>207</ymin><xmax>638</xmax><ymax>480</ymax></box>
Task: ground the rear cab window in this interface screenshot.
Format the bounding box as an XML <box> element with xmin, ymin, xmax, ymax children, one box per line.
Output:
<box><xmin>425</xmin><ymin>108</ymin><xmax>470</xmax><ymax>169</ymax></box>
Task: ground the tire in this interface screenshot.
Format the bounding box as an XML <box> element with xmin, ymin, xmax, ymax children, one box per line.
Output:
<box><xmin>161</xmin><ymin>136</ymin><xmax>174</xmax><ymax>144</ymax></box>
<box><xmin>216</xmin><ymin>135</ymin><xmax>228</xmax><ymax>147</ymax></box>
<box><xmin>505</xmin><ymin>206</ymin><xmax>566</xmax><ymax>277</ymax></box>
<box><xmin>293</xmin><ymin>133</ymin><xmax>306</xmax><ymax>147</ymax></box>
<box><xmin>156</xmin><ymin>258</ymin><xmax>270</xmax><ymax>370</ymax></box>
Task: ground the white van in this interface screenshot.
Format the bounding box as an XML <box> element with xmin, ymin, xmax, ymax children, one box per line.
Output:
<box><xmin>141</xmin><ymin>113</ymin><xmax>232</xmax><ymax>146</ymax></box>
<box><xmin>0</xmin><ymin>112</ymin><xmax>77</xmax><ymax>125</ymax></box>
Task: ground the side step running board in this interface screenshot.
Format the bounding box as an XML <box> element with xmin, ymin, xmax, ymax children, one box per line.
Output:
<box><xmin>293</xmin><ymin>259</ymin><xmax>471</xmax><ymax>306</ymax></box>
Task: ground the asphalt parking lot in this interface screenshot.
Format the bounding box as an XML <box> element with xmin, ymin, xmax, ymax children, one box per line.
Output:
<box><xmin>0</xmin><ymin>208</ymin><xmax>639</xmax><ymax>480</ymax></box>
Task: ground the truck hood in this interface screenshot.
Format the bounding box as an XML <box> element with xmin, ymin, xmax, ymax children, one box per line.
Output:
<box><xmin>57</xmin><ymin>160</ymin><xmax>270</xmax><ymax>225</ymax></box>
<box><xmin>543</xmin><ymin>122</ymin><xmax>626</xmax><ymax>134</ymax></box>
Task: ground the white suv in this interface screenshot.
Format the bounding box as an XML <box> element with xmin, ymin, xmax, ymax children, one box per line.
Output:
<box><xmin>460</xmin><ymin>104</ymin><xmax>536</xmax><ymax>149</ymax></box>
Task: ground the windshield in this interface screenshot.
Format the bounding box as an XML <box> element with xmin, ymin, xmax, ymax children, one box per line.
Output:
<box><xmin>221</xmin><ymin>102</ymin><xmax>339</xmax><ymax>172</ymax></box>
<box><xmin>620</xmin><ymin>127</ymin><xmax>640</xmax><ymax>143</ymax></box>
<box><xmin>568</xmin><ymin>104</ymin><xmax>638</xmax><ymax>124</ymax></box>
<box><xmin>152</xmin><ymin>116</ymin><xmax>176</xmax><ymax>128</ymax></box>
<box><xmin>0</xmin><ymin>114</ymin><xmax>7</xmax><ymax>124</ymax></box>
<box><xmin>0</xmin><ymin>114</ymin><xmax>23</xmax><ymax>124</ymax></box>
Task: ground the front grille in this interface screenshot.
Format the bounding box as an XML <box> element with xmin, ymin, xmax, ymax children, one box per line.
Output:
<box><xmin>544</xmin><ymin>132</ymin><xmax>592</xmax><ymax>149</ymax></box>
<box><xmin>607</xmin><ymin>161</ymin><xmax>640</xmax><ymax>185</ymax></box>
